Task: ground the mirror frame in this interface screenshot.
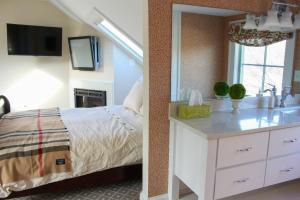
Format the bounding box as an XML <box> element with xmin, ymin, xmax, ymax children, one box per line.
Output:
<box><xmin>68</xmin><ymin>36</ymin><xmax>100</xmax><ymax>71</ymax></box>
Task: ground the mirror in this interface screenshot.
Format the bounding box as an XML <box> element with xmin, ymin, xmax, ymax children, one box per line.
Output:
<box><xmin>171</xmin><ymin>4</ymin><xmax>299</xmax><ymax>101</ymax></box>
<box><xmin>68</xmin><ymin>36</ymin><xmax>100</xmax><ymax>71</ymax></box>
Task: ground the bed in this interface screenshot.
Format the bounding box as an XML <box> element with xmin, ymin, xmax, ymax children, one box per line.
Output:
<box><xmin>0</xmin><ymin>87</ymin><xmax>143</xmax><ymax>198</ymax></box>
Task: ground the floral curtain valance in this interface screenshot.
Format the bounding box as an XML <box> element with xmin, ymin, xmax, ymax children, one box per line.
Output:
<box><xmin>228</xmin><ymin>22</ymin><xmax>293</xmax><ymax>47</ymax></box>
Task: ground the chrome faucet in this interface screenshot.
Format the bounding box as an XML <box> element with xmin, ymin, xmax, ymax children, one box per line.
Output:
<box><xmin>280</xmin><ymin>86</ymin><xmax>291</xmax><ymax>108</ymax></box>
<box><xmin>264</xmin><ymin>84</ymin><xmax>277</xmax><ymax>97</ymax></box>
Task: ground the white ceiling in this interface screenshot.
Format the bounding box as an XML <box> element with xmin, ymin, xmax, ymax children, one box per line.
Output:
<box><xmin>51</xmin><ymin>0</ymin><xmax>143</xmax><ymax>46</ymax></box>
<box><xmin>173</xmin><ymin>4</ymin><xmax>245</xmax><ymax>17</ymax></box>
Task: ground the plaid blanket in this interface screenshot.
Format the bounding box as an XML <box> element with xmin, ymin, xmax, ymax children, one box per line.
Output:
<box><xmin>0</xmin><ymin>108</ymin><xmax>72</xmax><ymax>185</ymax></box>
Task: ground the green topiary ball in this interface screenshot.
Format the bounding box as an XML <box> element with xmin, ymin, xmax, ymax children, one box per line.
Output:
<box><xmin>229</xmin><ymin>84</ymin><xmax>246</xmax><ymax>99</ymax></box>
<box><xmin>214</xmin><ymin>81</ymin><xmax>229</xmax><ymax>96</ymax></box>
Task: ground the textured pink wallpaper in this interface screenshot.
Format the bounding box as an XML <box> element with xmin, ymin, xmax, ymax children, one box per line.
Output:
<box><xmin>148</xmin><ymin>0</ymin><xmax>173</xmax><ymax>197</ymax></box>
<box><xmin>181</xmin><ymin>13</ymin><xmax>225</xmax><ymax>98</ymax></box>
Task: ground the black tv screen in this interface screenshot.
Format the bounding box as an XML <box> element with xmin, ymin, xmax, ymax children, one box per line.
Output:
<box><xmin>7</xmin><ymin>24</ymin><xmax>62</xmax><ymax>56</ymax></box>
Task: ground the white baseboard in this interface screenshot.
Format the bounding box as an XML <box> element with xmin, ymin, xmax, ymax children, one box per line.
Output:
<box><xmin>140</xmin><ymin>192</ymin><xmax>148</xmax><ymax>200</ymax></box>
<box><xmin>140</xmin><ymin>191</ymin><xmax>168</xmax><ymax>200</ymax></box>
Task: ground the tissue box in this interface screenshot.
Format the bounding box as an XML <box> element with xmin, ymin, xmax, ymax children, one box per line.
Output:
<box><xmin>178</xmin><ymin>104</ymin><xmax>211</xmax><ymax>119</ymax></box>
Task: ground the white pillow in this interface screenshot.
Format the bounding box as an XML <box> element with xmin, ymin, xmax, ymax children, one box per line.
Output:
<box><xmin>123</xmin><ymin>79</ymin><xmax>143</xmax><ymax>113</ymax></box>
<box><xmin>139</xmin><ymin>105</ymin><xmax>144</xmax><ymax>116</ymax></box>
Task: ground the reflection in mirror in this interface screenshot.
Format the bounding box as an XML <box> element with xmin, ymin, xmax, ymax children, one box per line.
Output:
<box><xmin>229</xmin><ymin>40</ymin><xmax>291</xmax><ymax>96</ymax></box>
<box><xmin>171</xmin><ymin>4</ymin><xmax>299</xmax><ymax>101</ymax></box>
<box><xmin>71</xmin><ymin>38</ymin><xmax>93</xmax><ymax>67</ymax></box>
<box><xmin>68</xmin><ymin>36</ymin><xmax>100</xmax><ymax>71</ymax></box>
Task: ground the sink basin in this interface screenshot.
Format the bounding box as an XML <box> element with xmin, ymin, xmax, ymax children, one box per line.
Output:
<box><xmin>280</xmin><ymin>109</ymin><xmax>298</xmax><ymax>114</ymax></box>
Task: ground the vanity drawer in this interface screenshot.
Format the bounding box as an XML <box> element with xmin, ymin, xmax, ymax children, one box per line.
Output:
<box><xmin>265</xmin><ymin>153</ymin><xmax>300</xmax><ymax>186</ymax></box>
<box><xmin>268</xmin><ymin>127</ymin><xmax>300</xmax><ymax>158</ymax></box>
<box><xmin>215</xmin><ymin>161</ymin><xmax>266</xmax><ymax>200</ymax></box>
<box><xmin>217</xmin><ymin>132</ymin><xmax>269</xmax><ymax>168</ymax></box>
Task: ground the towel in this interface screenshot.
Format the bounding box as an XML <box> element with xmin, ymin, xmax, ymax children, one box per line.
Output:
<box><xmin>188</xmin><ymin>90</ymin><xmax>203</xmax><ymax>106</ymax></box>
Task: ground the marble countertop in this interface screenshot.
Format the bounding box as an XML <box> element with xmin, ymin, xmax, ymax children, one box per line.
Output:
<box><xmin>170</xmin><ymin>106</ymin><xmax>300</xmax><ymax>139</ymax></box>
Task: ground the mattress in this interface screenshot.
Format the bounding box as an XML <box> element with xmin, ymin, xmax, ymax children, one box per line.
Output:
<box><xmin>0</xmin><ymin>105</ymin><xmax>143</xmax><ymax>198</ymax></box>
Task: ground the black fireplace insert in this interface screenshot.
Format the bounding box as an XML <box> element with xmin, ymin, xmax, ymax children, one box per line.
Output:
<box><xmin>74</xmin><ymin>88</ymin><xmax>106</xmax><ymax>108</ymax></box>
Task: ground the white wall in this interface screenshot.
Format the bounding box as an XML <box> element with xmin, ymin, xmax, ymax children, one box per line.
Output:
<box><xmin>67</xmin><ymin>20</ymin><xmax>142</xmax><ymax>106</ymax></box>
<box><xmin>0</xmin><ymin>0</ymin><xmax>142</xmax><ymax>111</ymax></box>
<box><xmin>69</xmin><ymin>22</ymin><xmax>115</xmax><ymax>81</ymax></box>
<box><xmin>113</xmin><ymin>46</ymin><xmax>143</xmax><ymax>104</ymax></box>
<box><xmin>141</xmin><ymin>0</ymin><xmax>150</xmax><ymax>198</ymax></box>
<box><xmin>67</xmin><ymin>20</ymin><xmax>115</xmax><ymax>106</ymax></box>
<box><xmin>51</xmin><ymin>0</ymin><xmax>143</xmax><ymax>46</ymax></box>
<box><xmin>0</xmin><ymin>0</ymin><xmax>71</xmax><ymax>111</ymax></box>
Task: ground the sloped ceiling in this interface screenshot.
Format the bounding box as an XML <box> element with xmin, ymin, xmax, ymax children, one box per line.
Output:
<box><xmin>50</xmin><ymin>0</ymin><xmax>143</xmax><ymax>47</ymax></box>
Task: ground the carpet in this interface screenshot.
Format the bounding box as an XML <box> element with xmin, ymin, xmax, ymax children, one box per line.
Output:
<box><xmin>12</xmin><ymin>179</ymin><xmax>142</xmax><ymax>200</ymax></box>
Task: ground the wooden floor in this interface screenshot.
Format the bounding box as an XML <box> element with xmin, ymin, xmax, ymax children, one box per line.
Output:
<box><xmin>181</xmin><ymin>180</ymin><xmax>300</xmax><ymax>200</ymax></box>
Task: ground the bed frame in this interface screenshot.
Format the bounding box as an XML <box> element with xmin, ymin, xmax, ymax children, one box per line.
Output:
<box><xmin>0</xmin><ymin>96</ymin><xmax>142</xmax><ymax>199</ymax></box>
<box><xmin>0</xmin><ymin>95</ymin><xmax>10</xmax><ymax>118</ymax></box>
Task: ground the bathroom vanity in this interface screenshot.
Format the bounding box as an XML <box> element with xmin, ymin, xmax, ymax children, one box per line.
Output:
<box><xmin>169</xmin><ymin>107</ymin><xmax>300</xmax><ymax>200</ymax></box>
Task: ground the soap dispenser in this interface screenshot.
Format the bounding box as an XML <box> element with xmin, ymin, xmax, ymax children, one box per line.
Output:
<box><xmin>268</xmin><ymin>91</ymin><xmax>275</xmax><ymax>109</ymax></box>
<box><xmin>264</xmin><ymin>84</ymin><xmax>277</xmax><ymax>109</ymax></box>
<box><xmin>256</xmin><ymin>89</ymin><xmax>264</xmax><ymax>108</ymax></box>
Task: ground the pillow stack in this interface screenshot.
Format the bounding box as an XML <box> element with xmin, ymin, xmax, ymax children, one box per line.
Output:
<box><xmin>123</xmin><ymin>77</ymin><xmax>143</xmax><ymax>115</ymax></box>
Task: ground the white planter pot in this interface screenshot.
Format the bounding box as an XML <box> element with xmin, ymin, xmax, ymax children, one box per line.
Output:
<box><xmin>215</xmin><ymin>94</ymin><xmax>229</xmax><ymax>100</ymax></box>
<box><xmin>231</xmin><ymin>99</ymin><xmax>242</xmax><ymax>113</ymax></box>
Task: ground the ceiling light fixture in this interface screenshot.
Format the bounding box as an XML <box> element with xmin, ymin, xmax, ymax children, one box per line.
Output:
<box><xmin>279</xmin><ymin>7</ymin><xmax>294</xmax><ymax>30</ymax></box>
<box><xmin>243</xmin><ymin>14</ymin><xmax>257</xmax><ymax>30</ymax></box>
<box><xmin>257</xmin><ymin>16</ymin><xmax>268</xmax><ymax>31</ymax></box>
<box><xmin>294</xmin><ymin>12</ymin><xmax>300</xmax><ymax>29</ymax></box>
<box><xmin>264</xmin><ymin>5</ymin><xmax>281</xmax><ymax>29</ymax></box>
<box><xmin>243</xmin><ymin>0</ymin><xmax>299</xmax><ymax>32</ymax></box>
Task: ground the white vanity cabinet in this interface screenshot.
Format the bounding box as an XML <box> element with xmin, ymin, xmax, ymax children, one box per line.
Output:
<box><xmin>169</xmin><ymin>118</ymin><xmax>300</xmax><ymax>200</ymax></box>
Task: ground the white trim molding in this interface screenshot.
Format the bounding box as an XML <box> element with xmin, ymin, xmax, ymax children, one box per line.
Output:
<box><xmin>140</xmin><ymin>191</ymin><xmax>148</xmax><ymax>200</ymax></box>
<box><xmin>171</xmin><ymin>9</ymin><xmax>182</xmax><ymax>102</ymax></box>
<box><xmin>140</xmin><ymin>192</ymin><xmax>169</xmax><ymax>200</ymax></box>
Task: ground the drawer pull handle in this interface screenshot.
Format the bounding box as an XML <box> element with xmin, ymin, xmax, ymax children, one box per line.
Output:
<box><xmin>237</xmin><ymin>147</ymin><xmax>252</xmax><ymax>152</ymax></box>
<box><xmin>280</xmin><ymin>168</ymin><xmax>294</xmax><ymax>173</ymax></box>
<box><xmin>283</xmin><ymin>139</ymin><xmax>297</xmax><ymax>143</ymax></box>
<box><xmin>234</xmin><ymin>178</ymin><xmax>249</xmax><ymax>183</ymax></box>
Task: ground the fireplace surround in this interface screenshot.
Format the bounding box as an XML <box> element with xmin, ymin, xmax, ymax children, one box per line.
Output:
<box><xmin>74</xmin><ymin>88</ymin><xmax>106</xmax><ymax>108</ymax></box>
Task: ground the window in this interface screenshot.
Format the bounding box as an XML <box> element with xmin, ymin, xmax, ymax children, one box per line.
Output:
<box><xmin>236</xmin><ymin>40</ymin><xmax>287</xmax><ymax>96</ymax></box>
<box><xmin>97</xmin><ymin>20</ymin><xmax>143</xmax><ymax>62</ymax></box>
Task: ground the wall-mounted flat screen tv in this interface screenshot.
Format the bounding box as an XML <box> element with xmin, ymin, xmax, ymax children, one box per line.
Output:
<box><xmin>7</xmin><ymin>24</ymin><xmax>62</xmax><ymax>56</ymax></box>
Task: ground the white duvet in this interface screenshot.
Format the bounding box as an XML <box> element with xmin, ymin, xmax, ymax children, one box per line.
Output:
<box><xmin>0</xmin><ymin>105</ymin><xmax>143</xmax><ymax>198</ymax></box>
